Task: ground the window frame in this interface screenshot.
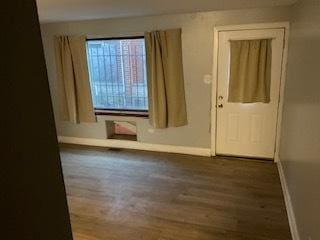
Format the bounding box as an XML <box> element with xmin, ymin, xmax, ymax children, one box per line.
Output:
<box><xmin>86</xmin><ymin>36</ymin><xmax>149</xmax><ymax>117</ymax></box>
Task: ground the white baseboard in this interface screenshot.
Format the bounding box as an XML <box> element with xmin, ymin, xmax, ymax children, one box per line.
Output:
<box><xmin>58</xmin><ymin>136</ymin><xmax>212</xmax><ymax>157</ymax></box>
<box><xmin>277</xmin><ymin>160</ymin><xmax>300</xmax><ymax>240</ymax></box>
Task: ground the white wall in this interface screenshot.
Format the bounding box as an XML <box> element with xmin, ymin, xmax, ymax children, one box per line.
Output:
<box><xmin>41</xmin><ymin>7</ymin><xmax>290</xmax><ymax>148</ymax></box>
<box><xmin>280</xmin><ymin>1</ymin><xmax>320</xmax><ymax>239</ymax></box>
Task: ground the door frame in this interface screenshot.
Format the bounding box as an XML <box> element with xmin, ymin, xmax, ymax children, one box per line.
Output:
<box><xmin>210</xmin><ymin>22</ymin><xmax>290</xmax><ymax>161</ymax></box>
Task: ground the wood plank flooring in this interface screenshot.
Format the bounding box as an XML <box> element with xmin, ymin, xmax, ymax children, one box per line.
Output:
<box><xmin>60</xmin><ymin>145</ymin><xmax>292</xmax><ymax>240</ymax></box>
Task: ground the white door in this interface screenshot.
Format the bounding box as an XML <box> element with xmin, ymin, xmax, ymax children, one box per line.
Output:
<box><xmin>216</xmin><ymin>29</ymin><xmax>285</xmax><ymax>159</ymax></box>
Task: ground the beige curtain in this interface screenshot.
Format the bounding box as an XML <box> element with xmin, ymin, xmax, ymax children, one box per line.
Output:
<box><xmin>145</xmin><ymin>29</ymin><xmax>188</xmax><ymax>129</ymax></box>
<box><xmin>55</xmin><ymin>35</ymin><xmax>96</xmax><ymax>123</ymax></box>
<box><xmin>228</xmin><ymin>39</ymin><xmax>272</xmax><ymax>103</ymax></box>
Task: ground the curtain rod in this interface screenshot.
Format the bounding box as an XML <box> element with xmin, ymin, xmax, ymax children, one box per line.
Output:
<box><xmin>228</xmin><ymin>38</ymin><xmax>275</xmax><ymax>42</ymax></box>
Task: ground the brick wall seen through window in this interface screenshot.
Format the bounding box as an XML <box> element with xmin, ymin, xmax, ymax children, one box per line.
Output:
<box><xmin>86</xmin><ymin>38</ymin><xmax>148</xmax><ymax>112</ymax></box>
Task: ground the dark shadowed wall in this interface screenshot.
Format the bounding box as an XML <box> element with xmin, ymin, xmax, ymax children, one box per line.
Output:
<box><xmin>2</xmin><ymin>1</ymin><xmax>73</xmax><ymax>239</ymax></box>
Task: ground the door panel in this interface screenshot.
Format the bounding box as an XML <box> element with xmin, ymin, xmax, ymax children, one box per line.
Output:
<box><xmin>227</xmin><ymin>113</ymin><xmax>240</xmax><ymax>141</ymax></box>
<box><xmin>216</xmin><ymin>29</ymin><xmax>285</xmax><ymax>159</ymax></box>
<box><xmin>250</xmin><ymin>114</ymin><xmax>263</xmax><ymax>143</ymax></box>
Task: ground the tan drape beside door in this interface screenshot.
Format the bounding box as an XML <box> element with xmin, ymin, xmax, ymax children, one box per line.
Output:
<box><xmin>55</xmin><ymin>35</ymin><xmax>96</xmax><ymax>123</ymax></box>
<box><xmin>145</xmin><ymin>29</ymin><xmax>188</xmax><ymax>129</ymax></box>
<box><xmin>228</xmin><ymin>39</ymin><xmax>272</xmax><ymax>103</ymax></box>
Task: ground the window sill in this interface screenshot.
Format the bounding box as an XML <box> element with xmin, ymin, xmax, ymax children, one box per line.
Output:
<box><xmin>94</xmin><ymin>109</ymin><xmax>149</xmax><ymax>118</ymax></box>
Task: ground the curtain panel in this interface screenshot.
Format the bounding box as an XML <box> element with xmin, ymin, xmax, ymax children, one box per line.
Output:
<box><xmin>145</xmin><ymin>29</ymin><xmax>188</xmax><ymax>128</ymax></box>
<box><xmin>55</xmin><ymin>35</ymin><xmax>96</xmax><ymax>123</ymax></box>
<box><xmin>228</xmin><ymin>39</ymin><xmax>272</xmax><ymax>103</ymax></box>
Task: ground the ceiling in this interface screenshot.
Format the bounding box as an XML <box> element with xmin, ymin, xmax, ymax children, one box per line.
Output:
<box><xmin>37</xmin><ymin>0</ymin><xmax>297</xmax><ymax>23</ymax></box>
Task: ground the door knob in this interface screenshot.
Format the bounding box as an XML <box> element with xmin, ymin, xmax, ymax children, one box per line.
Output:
<box><xmin>218</xmin><ymin>104</ymin><xmax>223</xmax><ymax>108</ymax></box>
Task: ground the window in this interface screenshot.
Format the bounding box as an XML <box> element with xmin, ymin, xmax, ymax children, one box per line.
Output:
<box><xmin>86</xmin><ymin>37</ymin><xmax>148</xmax><ymax>115</ymax></box>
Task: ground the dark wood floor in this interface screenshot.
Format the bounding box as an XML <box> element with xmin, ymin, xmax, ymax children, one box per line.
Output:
<box><xmin>60</xmin><ymin>145</ymin><xmax>292</xmax><ymax>240</ymax></box>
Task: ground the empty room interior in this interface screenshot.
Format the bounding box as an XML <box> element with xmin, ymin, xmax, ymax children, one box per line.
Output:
<box><xmin>33</xmin><ymin>0</ymin><xmax>319</xmax><ymax>239</ymax></box>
